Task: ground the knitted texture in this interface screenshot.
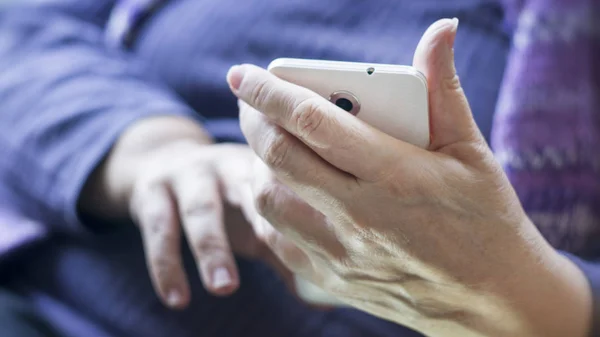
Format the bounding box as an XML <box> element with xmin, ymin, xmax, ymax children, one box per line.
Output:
<box><xmin>492</xmin><ymin>0</ymin><xmax>600</xmax><ymax>256</ymax></box>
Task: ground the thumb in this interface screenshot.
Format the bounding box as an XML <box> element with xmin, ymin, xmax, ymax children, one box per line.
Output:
<box><xmin>413</xmin><ymin>18</ymin><xmax>480</xmax><ymax>151</ymax></box>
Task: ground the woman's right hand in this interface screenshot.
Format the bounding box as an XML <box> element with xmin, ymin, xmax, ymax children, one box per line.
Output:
<box><xmin>80</xmin><ymin>117</ymin><xmax>306</xmax><ymax>309</ymax></box>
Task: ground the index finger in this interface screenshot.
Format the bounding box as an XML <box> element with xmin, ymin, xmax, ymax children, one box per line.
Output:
<box><xmin>227</xmin><ymin>64</ymin><xmax>411</xmax><ymax>182</ymax></box>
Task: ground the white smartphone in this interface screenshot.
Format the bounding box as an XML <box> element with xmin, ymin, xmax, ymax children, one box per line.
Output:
<box><xmin>268</xmin><ymin>58</ymin><xmax>430</xmax><ymax>306</ymax></box>
<box><xmin>268</xmin><ymin>58</ymin><xmax>430</xmax><ymax>148</ymax></box>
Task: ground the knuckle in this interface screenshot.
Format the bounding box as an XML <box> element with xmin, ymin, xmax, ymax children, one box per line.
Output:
<box><xmin>255</xmin><ymin>182</ymin><xmax>282</xmax><ymax>218</ymax></box>
<box><xmin>248</xmin><ymin>76</ymin><xmax>272</xmax><ymax>108</ymax></box>
<box><xmin>130</xmin><ymin>177</ymin><xmax>162</xmax><ymax>214</ymax></box>
<box><xmin>443</xmin><ymin>74</ymin><xmax>462</xmax><ymax>92</ymax></box>
<box><xmin>149</xmin><ymin>251</ymin><xmax>180</xmax><ymax>281</ymax></box>
<box><xmin>263</xmin><ymin>131</ymin><xmax>292</xmax><ymax>169</ymax></box>
<box><xmin>292</xmin><ymin>97</ymin><xmax>327</xmax><ymax>138</ymax></box>
<box><xmin>142</xmin><ymin>207</ymin><xmax>171</xmax><ymax>235</ymax></box>
<box><xmin>193</xmin><ymin>235</ymin><xmax>229</xmax><ymax>256</ymax></box>
<box><xmin>181</xmin><ymin>197</ymin><xmax>220</xmax><ymax>218</ymax></box>
<box><xmin>129</xmin><ymin>182</ymin><xmax>144</xmax><ymax>207</ymax></box>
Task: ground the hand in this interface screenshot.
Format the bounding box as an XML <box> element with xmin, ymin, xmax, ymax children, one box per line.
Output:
<box><xmin>79</xmin><ymin>117</ymin><xmax>304</xmax><ymax>309</ymax></box>
<box><xmin>127</xmin><ymin>141</ymin><xmax>305</xmax><ymax>308</ymax></box>
<box><xmin>228</xmin><ymin>18</ymin><xmax>592</xmax><ymax>337</ymax></box>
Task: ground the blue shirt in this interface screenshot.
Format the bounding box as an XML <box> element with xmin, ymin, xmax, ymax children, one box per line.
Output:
<box><xmin>0</xmin><ymin>0</ymin><xmax>508</xmax><ymax>264</ymax></box>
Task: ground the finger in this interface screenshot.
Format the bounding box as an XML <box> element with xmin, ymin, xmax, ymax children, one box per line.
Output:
<box><xmin>171</xmin><ymin>169</ymin><xmax>239</xmax><ymax>296</ymax></box>
<box><xmin>245</xmin><ymin>156</ymin><xmax>349</xmax><ymax>307</ymax></box>
<box><xmin>240</xmin><ymin>102</ymin><xmax>354</xmax><ymax>214</ymax></box>
<box><xmin>239</xmin><ymin>157</ymin><xmax>277</xmax><ymax>234</ymax></box>
<box><xmin>210</xmin><ymin>144</ymin><xmax>256</xmax><ymax>206</ymax></box>
<box><xmin>259</xmin><ymin>243</ymin><xmax>298</xmax><ymax>293</ymax></box>
<box><xmin>130</xmin><ymin>182</ymin><xmax>190</xmax><ymax>309</ymax></box>
<box><xmin>228</xmin><ymin>64</ymin><xmax>412</xmax><ymax>182</ymax></box>
<box><xmin>252</xmin><ymin>158</ymin><xmax>348</xmax><ymax>267</ymax></box>
<box><xmin>237</xmin><ymin>181</ymin><xmax>315</xmax><ymax>297</ymax></box>
<box><xmin>234</xmin><ymin>160</ymin><xmax>315</xmax><ymax>293</ymax></box>
<box><xmin>255</xmin><ymin>185</ymin><xmax>345</xmax><ymax>266</ymax></box>
<box><xmin>238</xmin><ymin>182</ymin><xmax>259</xmax><ymax>229</ymax></box>
<box><xmin>257</xmin><ymin>225</ymin><xmax>335</xmax><ymax>312</ymax></box>
<box><xmin>242</xmin><ymin>163</ymin><xmax>312</xmax><ymax>272</ymax></box>
<box><xmin>412</xmin><ymin>18</ymin><xmax>482</xmax><ymax>150</ymax></box>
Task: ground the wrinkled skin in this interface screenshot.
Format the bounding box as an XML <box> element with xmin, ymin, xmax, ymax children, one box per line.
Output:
<box><xmin>228</xmin><ymin>19</ymin><xmax>592</xmax><ymax>337</ymax></box>
<box><xmin>82</xmin><ymin>128</ymin><xmax>297</xmax><ymax>309</ymax></box>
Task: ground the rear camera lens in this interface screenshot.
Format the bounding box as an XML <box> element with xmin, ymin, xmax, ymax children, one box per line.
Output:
<box><xmin>328</xmin><ymin>91</ymin><xmax>360</xmax><ymax>116</ymax></box>
<box><xmin>335</xmin><ymin>98</ymin><xmax>354</xmax><ymax>112</ymax></box>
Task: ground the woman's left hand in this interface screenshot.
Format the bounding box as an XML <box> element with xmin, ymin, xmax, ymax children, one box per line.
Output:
<box><xmin>228</xmin><ymin>19</ymin><xmax>591</xmax><ymax>337</ymax></box>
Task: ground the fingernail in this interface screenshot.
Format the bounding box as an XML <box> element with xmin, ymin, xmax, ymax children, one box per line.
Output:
<box><xmin>447</xmin><ymin>18</ymin><xmax>459</xmax><ymax>50</ymax></box>
<box><xmin>212</xmin><ymin>267</ymin><xmax>232</xmax><ymax>289</ymax></box>
<box><xmin>227</xmin><ymin>65</ymin><xmax>245</xmax><ymax>91</ymax></box>
<box><xmin>451</xmin><ymin>17</ymin><xmax>459</xmax><ymax>29</ymax></box>
<box><xmin>167</xmin><ymin>289</ymin><xmax>182</xmax><ymax>307</ymax></box>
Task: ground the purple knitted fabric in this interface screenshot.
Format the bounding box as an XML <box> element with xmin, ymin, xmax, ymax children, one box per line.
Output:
<box><xmin>492</xmin><ymin>0</ymin><xmax>600</xmax><ymax>256</ymax></box>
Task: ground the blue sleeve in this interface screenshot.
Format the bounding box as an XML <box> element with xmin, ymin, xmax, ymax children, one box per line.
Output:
<box><xmin>0</xmin><ymin>4</ymin><xmax>201</xmax><ymax>234</ymax></box>
<box><xmin>562</xmin><ymin>253</ymin><xmax>600</xmax><ymax>336</ymax></box>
